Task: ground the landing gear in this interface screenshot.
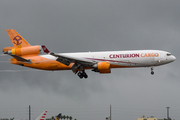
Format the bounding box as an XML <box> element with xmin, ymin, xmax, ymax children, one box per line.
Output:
<box><xmin>77</xmin><ymin>71</ymin><xmax>88</xmax><ymax>79</ymax></box>
<box><xmin>72</xmin><ymin>64</ymin><xmax>88</xmax><ymax>79</ymax></box>
<box><xmin>151</xmin><ymin>66</ymin><xmax>154</xmax><ymax>75</ymax></box>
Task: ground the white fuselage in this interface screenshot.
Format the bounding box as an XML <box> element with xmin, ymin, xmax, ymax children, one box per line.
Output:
<box><xmin>41</xmin><ymin>50</ymin><xmax>176</xmax><ymax>68</ymax></box>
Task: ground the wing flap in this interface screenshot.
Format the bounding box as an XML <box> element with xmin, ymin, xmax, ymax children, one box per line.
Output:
<box><xmin>50</xmin><ymin>52</ymin><xmax>95</xmax><ymax>67</ymax></box>
<box><xmin>41</xmin><ymin>45</ymin><xmax>96</xmax><ymax>71</ymax></box>
<box><xmin>51</xmin><ymin>53</ymin><xmax>71</xmax><ymax>66</ymax></box>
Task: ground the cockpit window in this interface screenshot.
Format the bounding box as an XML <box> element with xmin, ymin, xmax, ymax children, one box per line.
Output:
<box><xmin>167</xmin><ymin>53</ymin><xmax>171</xmax><ymax>56</ymax></box>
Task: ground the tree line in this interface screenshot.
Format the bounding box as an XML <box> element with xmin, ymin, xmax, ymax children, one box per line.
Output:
<box><xmin>46</xmin><ymin>114</ymin><xmax>77</xmax><ymax>120</ymax></box>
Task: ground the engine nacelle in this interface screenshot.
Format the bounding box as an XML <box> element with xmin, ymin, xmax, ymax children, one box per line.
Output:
<box><xmin>93</xmin><ymin>62</ymin><xmax>111</xmax><ymax>74</ymax></box>
<box><xmin>6</xmin><ymin>45</ymin><xmax>42</xmax><ymax>56</ymax></box>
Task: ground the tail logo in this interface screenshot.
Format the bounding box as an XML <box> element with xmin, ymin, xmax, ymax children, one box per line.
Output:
<box><xmin>13</xmin><ymin>35</ymin><xmax>22</xmax><ymax>45</ymax></box>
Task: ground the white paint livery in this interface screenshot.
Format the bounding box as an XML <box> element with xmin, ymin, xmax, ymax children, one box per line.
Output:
<box><xmin>41</xmin><ymin>50</ymin><xmax>175</xmax><ymax>67</ymax></box>
<box><xmin>41</xmin><ymin>48</ymin><xmax>176</xmax><ymax>78</ymax></box>
<box><xmin>3</xmin><ymin>29</ymin><xmax>176</xmax><ymax>79</ymax></box>
<box><xmin>36</xmin><ymin>111</ymin><xmax>47</xmax><ymax>120</ymax></box>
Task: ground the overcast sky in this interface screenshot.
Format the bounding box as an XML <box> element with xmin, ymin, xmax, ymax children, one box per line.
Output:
<box><xmin>0</xmin><ymin>0</ymin><xmax>180</xmax><ymax>120</ymax></box>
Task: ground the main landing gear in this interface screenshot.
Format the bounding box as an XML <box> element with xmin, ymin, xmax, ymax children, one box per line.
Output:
<box><xmin>151</xmin><ymin>66</ymin><xmax>154</xmax><ymax>75</ymax></box>
<box><xmin>72</xmin><ymin>64</ymin><xmax>88</xmax><ymax>79</ymax></box>
<box><xmin>77</xmin><ymin>70</ymin><xmax>88</xmax><ymax>79</ymax></box>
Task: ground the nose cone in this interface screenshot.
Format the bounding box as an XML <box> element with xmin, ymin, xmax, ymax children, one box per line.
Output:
<box><xmin>171</xmin><ymin>55</ymin><xmax>176</xmax><ymax>62</ymax></box>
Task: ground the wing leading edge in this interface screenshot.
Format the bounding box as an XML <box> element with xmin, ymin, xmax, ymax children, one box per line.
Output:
<box><xmin>41</xmin><ymin>46</ymin><xmax>96</xmax><ymax>74</ymax></box>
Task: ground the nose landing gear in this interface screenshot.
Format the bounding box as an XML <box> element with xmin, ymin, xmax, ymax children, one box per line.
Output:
<box><xmin>151</xmin><ymin>66</ymin><xmax>154</xmax><ymax>75</ymax></box>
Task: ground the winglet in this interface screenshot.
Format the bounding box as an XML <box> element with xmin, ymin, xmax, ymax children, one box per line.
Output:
<box><xmin>41</xmin><ymin>45</ymin><xmax>50</xmax><ymax>54</ymax></box>
<box><xmin>36</xmin><ymin>111</ymin><xmax>47</xmax><ymax>120</ymax></box>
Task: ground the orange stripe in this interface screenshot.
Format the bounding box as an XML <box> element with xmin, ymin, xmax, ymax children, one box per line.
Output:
<box><xmin>11</xmin><ymin>55</ymin><xmax>72</xmax><ymax>70</ymax></box>
<box><xmin>110</xmin><ymin>64</ymin><xmax>135</xmax><ymax>68</ymax></box>
<box><xmin>10</xmin><ymin>55</ymin><xmax>135</xmax><ymax>70</ymax></box>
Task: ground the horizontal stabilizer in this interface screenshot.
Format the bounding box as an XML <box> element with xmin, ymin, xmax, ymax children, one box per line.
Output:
<box><xmin>11</xmin><ymin>54</ymin><xmax>31</xmax><ymax>63</ymax></box>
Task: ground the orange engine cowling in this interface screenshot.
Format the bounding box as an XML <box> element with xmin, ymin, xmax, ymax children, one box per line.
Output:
<box><xmin>93</xmin><ymin>62</ymin><xmax>111</xmax><ymax>74</ymax></box>
<box><xmin>6</xmin><ymin>45</ymin><xmax>42</xmax><ymax>56</ymax></box>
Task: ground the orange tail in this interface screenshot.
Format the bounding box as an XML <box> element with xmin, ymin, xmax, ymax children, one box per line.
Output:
<box><xmin>6</xmin><ymin>29</ymin><xmax>31</xmax><ymax>48</ymax></box>
<box><xmin>3</xmin><ymin>29</ymin><xmax>42</xmax><ymax>56</ymax></box>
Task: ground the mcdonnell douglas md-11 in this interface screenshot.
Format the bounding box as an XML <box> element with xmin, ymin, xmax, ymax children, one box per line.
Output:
<box><xmin>3</xmin><ymin>29</ymin><xmax>176</xmax><ymax>79</ymax></box>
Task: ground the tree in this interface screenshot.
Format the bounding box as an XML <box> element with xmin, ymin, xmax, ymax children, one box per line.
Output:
<box><xmin>10</xmin><ymin>118</ymin><xmax>14</xmax><ymax>120</ymax></box>
<box><xmin>62</xmin><ymin>115</ymin><xmax>66</xmax><ymax>120</ymax></box>
<box><xmin>69</xmin><ymin>116</ymin><xmax>72</xmax><ymax>120</ymax></box>
<box><xmin>59</xmin><ymin>116</ymin><xmax>63</xmax><ymax>120</ymax></box>
<box><xmin>51</xmin><ymin>116</ymin><xmax>55</xmax><ymax>120</ymax></box>
<box><xmin>164</xmin><ymin>118</ymin><xmax>172</xmax><ymax>120</ymax></box>
<box><xmin>46</xmin><ymin>118</ymin><xmax>51</xmax><ymax>120</ymax></box>
<box><xmin>66</xmin><ymin>116</ymin><xmax>69</xmax><ymax>120</ymax></box>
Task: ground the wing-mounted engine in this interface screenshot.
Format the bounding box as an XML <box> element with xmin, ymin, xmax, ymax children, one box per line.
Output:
<box><xmin>3</xmin><ymin>45</ymin><xmax>42</xmax><ymax>56</ymax></box>
<box><xmin>92</xmin><ymin>62</ymin><xmax>111</xmax><ymax>74</ymax></box>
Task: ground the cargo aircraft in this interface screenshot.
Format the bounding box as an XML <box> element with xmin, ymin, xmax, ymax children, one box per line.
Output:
<box><xmin>3</xmin><ymin>29</ymin><xmax>176</xmax><ymax>79</ymax></box>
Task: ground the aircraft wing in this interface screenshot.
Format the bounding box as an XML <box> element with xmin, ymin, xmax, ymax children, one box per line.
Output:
<box><xmin>50</xmin><ymin>52</ymin><xmax>95</xmax><ymax>66</ymax></box>
<box><xmin>50</xmin><ymin>52</ymin><xmax>96</xmax><ymax>72</ymax></box>
<box><xmin>41</xmin><ymin>45</ymin><xmax>96</xmax><ymax>72</ymax></box>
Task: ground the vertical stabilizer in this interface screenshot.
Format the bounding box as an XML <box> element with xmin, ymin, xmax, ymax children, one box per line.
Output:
<box><xmin>36</xmin><ymin>111</ymin><xmax>47</xmax><ymax>120</ymax></box>
<box><xmin>55</xmin><ymin>113</ymin><xmax>62</xmax><ymax>120</ymax></box>
<box><xmin>6</xmin><ymin>29</ymin><xmax>31</xmax><ymax>48</ymax></box>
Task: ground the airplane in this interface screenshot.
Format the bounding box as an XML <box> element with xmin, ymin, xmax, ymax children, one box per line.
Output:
<box><xmin>3</xmin><ymin>29</ymin><xmax>176</xmax><ymax>79</ymax></box>
<box><xmin>55</xmin><ymin>113</ymin><xmax>62</xmax><ymax>120</ymax></box>
<box><xmin>36</xmin><ymin>111</ymin><xmax>47</xmax><ymax>120</ymax></box>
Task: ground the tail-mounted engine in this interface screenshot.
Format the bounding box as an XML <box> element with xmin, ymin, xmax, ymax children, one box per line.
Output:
<box><xmin>3</xmin><ymin>45</ymin><xmax>42</xmax><ymax>56</ymax></box>
<box><xmin>92</xmin><ymin>62</ymin><xmax>111</xmax><ymax>74</ymax></box>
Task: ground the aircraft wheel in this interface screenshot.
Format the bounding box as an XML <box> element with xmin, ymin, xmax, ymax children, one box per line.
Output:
<box><xmin>79</xmin><ymin>75</ymin><xmax>83</xmax><ymax>79</ymax></box>
<box><xmin>77</xmin><ymin>71</ymin><xmax>88</xmax><ymax>79</ymax></box>
<box><xmin>82</xmin><ymin>72</ymin><xmax>88</xmax><ymax>78</ymax></box>
<box><xmin>84</xmin><ymin>73</ymin><xmax>88</xmax><ymax>78</ymax></box>
<box><xmin>78</xmin><ymin>72</ymin><xmax>83</xmax><ymax>79</ymax></box>
<box><xmin>84</xmin><ymin>75</ymin><xmax>88</xmax><ymax>78</ymax></box>
<box><xmin>150</xmin><ymin>66</ymin><xmax>154</xmax><ymax>75</ymax></box>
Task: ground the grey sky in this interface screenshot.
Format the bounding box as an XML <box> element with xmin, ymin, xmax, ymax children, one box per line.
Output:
<box><xmin>0</xmin><ymin>0</ymin><xmax>180</xmax><ymax>120</ymax></box>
